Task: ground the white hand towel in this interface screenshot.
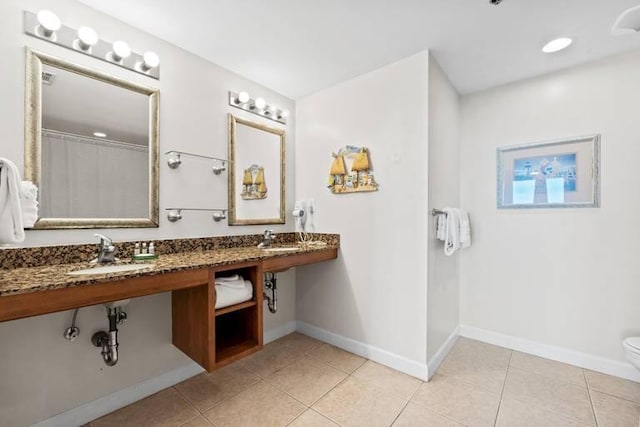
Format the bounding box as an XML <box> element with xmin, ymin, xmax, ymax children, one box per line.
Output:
<box><xmin>436</xmin><ymin>214</ymin><xmax>446</xmax><ymax>241</ymax></box>
<box><xmin>21</xmin><ymin>199</ymin><xmax>39</xmax><ymax>228</ymax></box>
<box><xmin>0</xmin><ymin>158</ymin><xmax>25</xmax><ymax>244</ymax></box>
<box><xmin>216</xmin><ymin>274</ymin><xmax>241</xmax><ymax>282</ymax></box>
<box><xmin>459</xmin><ymin>209</ymin><xmax>471</xmax><ymax>249</ymax></box>
<box><xmin>443</xmin><ymin>207</ymin><xmax>460</xmax><ymax>256</ymax></box>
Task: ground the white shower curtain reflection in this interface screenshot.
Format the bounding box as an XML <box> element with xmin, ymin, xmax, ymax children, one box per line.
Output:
<box><xmin>40</xmin><ymin>130</ymin><xmax>149</xmax><ymax>218</ymax></box>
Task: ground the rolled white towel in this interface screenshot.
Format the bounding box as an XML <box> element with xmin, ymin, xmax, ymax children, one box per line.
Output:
<box><xmin>0</xmin><ymin>158</ymin><xmax>25</xmax><ymax>244</ymax></box>
<box><xmin>215</xmin><ymin>280</ymin><xmax>253</xmax><ymax>309</ymax></box>
<box><xmin>215</xmin><ymin>274</ymin><xmax>246</xmax><ymax>289</ymax></box>
<box><xmin>20</xmin><ymin>181</ymin><xmax>38</xmax><ymax>201</ymax></box>
<box><xmin>21</xmin><ymin>199</ymin><xmax>38</xmax><ymax>228</ymax></box>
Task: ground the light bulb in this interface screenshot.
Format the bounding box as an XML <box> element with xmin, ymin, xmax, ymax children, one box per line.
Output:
<box><xmin>278</xmin><ymin>110</ymin><xmax>289</xmax><ymax>119</ymax></box>
<box><xmin>76</xmin><ymin>26</ymin><xmax>98</xmax><ymax>50</ymax></box>
<box><xmin>237</xmin><ymin>91</ymin><xmax>250</xmax><ymax>104</ymax></box>
<box><xmin>37</xmin><ymin>10</ymin><xmax>61</xmax><ymax>37</ymax></box>
<box><xmin>111</xmin><ymin>40</ymin><xmax>131</xmax><ymax>62</ymax></box>
<box><xmin>93</xmin><ymin>132</ymin><xmax>107</xmax><ymax>138</ymax></box>
<box><xmin>254</xmin><ymin>97</ymin><xmax>266</xmax><ymax>109</ymax></box>
<box><xmin>140</xmin><ymin>51</ymin><xmax>160</xmax><ymax>71</ymax></box>
<box><xmin>542</xmin><ymin>37</ymin><xmax>573</xmax><ymax>53</ymax></box>
<box><xmin>265</xmin><ymin>105</ymin><xmax>276</xmax><ymax>115</ymax></box>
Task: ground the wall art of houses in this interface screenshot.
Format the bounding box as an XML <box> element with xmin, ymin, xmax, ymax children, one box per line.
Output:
<box><xmin>241</xmin><ymin>164</ymin><xmax>268</xmax><ymax>200</ymax></box>
<box><xmin>327</xmin><ymin>145</ymin><xmax>379</xmax><ymax>194</ymax></box>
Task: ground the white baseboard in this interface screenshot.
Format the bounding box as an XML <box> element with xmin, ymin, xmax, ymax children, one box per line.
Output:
<box><xmin>459</xmin><ymin>325</ymin><xmax>640</xmax><ymax>383</ymax></box>
<box><xmin>32</xmin><ymin>362</ymin><xmax>204</xmax><ymax>427</ymax></box>
<box><xmin>264</xmin><ymin>320</ymin><xmax>298</xmax><ymax>344</ymax></box>
<box><xmin>427</xmin><ymin>327</ymin><xmax>459</xmax><ymax>379</ymax></box>
<box><xmin>296</xmin><ymin>321</ymin><xmax>429</xmax><ymax>381</ymax></box>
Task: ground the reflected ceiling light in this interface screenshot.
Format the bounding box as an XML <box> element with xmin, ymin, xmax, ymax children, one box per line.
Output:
<box><xmin>111</xmin><ymin>40</ymin><xmax>131</xmax><ymax>62</ymax></box>
<box><xmin>254</xmin><ymin>97</ymin><xmax>266</xmax><ymax>109</ymax></box>
<box><xmin>36</xmin><ymin>10</ymin><xmax>61</xmax><ymax>38</ymax></box>
<box><xmin>139</xmin><ymin>51</ymin><xmax>160</xmax><ymax>71</ymax></box>
<box><xmin>76</xmin><ymin>26</ymin><xmax>98</xmax><ymax>51</ymax></box>
<box><xmin>542</xmin><ymin>37</ymin><xmax>573</xmax><ymax>53</ymax></box>
<box><xmin>237</xmin><ymin>91</ymin><xmax>250</xmax><ymax>104</ymax></box>
<box><xmin>93</xmin><ymin>132</ymin><xmax>107</xmax><ymax>138</ymax></box>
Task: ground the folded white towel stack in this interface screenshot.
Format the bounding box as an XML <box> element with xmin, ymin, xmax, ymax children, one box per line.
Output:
<box><xmin>20</xmin><ymin>180</ymin><xmax>39</xmax><ymax>228</ymax></box>
<box><xmin>0</xmin><ymin>158</ymin><xmax>25</xmax><ymax>244</ymax></box>
<box><xmin>436</xmin><ymin>207</ymin><xmax>471</xmax><ymax>256</ymax></box>
<box><xmin>215</xmin><ymin>274</ymin><xmax>247</xmax><ymax>290</ymax></box>
<box><xmin>215</xmin><ymin>279</ymin><xmax>253</xmax><ymax>309</ymax></box>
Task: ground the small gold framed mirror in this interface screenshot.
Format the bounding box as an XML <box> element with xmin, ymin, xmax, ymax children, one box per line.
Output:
<box><xmin>24</xmin><ymin>48</ymin><xmax>160</xmax><ymax>229</ymax></box>
<box><xmin>228</xmin><ymin>115</ymin><xmax>285</xmax><ymax>225</ymax></box>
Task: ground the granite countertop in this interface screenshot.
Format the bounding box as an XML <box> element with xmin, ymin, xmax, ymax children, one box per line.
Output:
<box><xmin>0</xmin><ymin>243</ymin><xmax>338</xmax><ymax>297</ymax></box>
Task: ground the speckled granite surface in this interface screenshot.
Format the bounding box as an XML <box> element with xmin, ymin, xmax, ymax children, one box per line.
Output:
<box><xmin>0</xmin><ymin>233</ymin><xmax>339</xmax><ymax>269</ymax></box>
<box><xmin>0</xmin><ymin>233</ymin><xmax>339</xmax><ymax>297</ymax></box>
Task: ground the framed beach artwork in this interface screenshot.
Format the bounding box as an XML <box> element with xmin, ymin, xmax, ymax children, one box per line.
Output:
<box><xmin>497</xmin><ymin>135</ymin><xmax>600</xmax><ymax>209</ymax></box>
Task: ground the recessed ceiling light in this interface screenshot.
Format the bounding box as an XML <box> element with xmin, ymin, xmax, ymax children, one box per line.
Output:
<box><xmin>93</xmin><ymin>132</ymin><xmax>107</xmax><ymax>138</ymax></box>
<box><xmin>542</xmin><ymin>37</ymin><xmax>573</xmax><ymax>53</ymax></box>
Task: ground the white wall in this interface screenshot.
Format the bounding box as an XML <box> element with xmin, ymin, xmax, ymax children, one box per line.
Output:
<box><xmin>0</xmin><ymin>1</ymin><xmax>296</xmax><ymax>425</ymax></box>
<box><xmin>426</xmin><ymin>58</ymin><xmax>460</xmax><ymax>367</ymax></box>
<box><xmin>460</xmin><ymin>50</ymin><xmax>640</xmax><ymax>373</ymax></box>
<box><xmin>295</xmin><ymin>51</ymin><xmax>430</xmax><ymax>377</ymax></box>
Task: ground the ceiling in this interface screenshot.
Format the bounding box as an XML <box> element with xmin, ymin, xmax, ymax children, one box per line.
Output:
<box><xmin>76</xmin><ymin>0</ymin><xmax>640</xmax><ymax>99</ymax></box>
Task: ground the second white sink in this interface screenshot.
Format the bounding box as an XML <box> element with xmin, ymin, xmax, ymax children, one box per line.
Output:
<box><xmin>68</xmin><ymin>263</ymin><xmax>154</xmax><ymax>276</ymax></box>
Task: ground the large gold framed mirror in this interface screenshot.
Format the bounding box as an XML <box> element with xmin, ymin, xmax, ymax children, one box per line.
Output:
<box><xmin>228</xmin><ymin>115</ymin><xmax>285</xmax><ymax>225</ymax></box>
<box><xmin>24</xmin><ymin>48</ymin><xmax>159</xmax><ymax>229</ymax></box>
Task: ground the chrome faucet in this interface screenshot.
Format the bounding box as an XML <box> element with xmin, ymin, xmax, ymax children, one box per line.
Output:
<box><xmin>94</xmin><ymin>233</ymin><xmax>117</xmax><ymax>264</ymax></box>
<box><xmin>258</xmin><ymin>230</ymin><xmax>276</xmax><ymax>248</ymax></box>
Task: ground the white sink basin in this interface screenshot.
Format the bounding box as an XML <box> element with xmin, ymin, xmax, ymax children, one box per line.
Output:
<box><xmin>68</xmin><ymin>263</ymin><xmax>154</xmax><ymax>276</ymax></box>
<box><xmin>261</xmin><ymin>246</ymin><xmax>299</xmax><ymax>253</ymax></box>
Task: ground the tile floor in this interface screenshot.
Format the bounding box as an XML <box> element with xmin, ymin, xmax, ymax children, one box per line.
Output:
<box><xmin>89</xmin><ymin>334</ymin><xmax>640</xmax><ymax>427</ymax></box>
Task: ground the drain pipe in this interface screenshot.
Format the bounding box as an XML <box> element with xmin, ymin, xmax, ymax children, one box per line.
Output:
<box><xmin>264</xmin><ymin>272</ymin><xmax>277</xmax><ymax>314</ymax></box>
<box><xmin>92</xmin><ymin>306</ymin><xmax>127</xmax><ymax>366</ymax></box>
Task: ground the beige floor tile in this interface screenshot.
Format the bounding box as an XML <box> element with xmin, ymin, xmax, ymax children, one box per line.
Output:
<box><xmin>180</xmin><ymin>416</ymin><xmax>212</xmax><ymax>427</ymax></box>
<box><xmin>496</xmin><ymin>395</ymin><xmax>591</xmax><ymax>427</ymax></box>
<box><xmin>267</xmin><ymin>356</ymin><xmax>347</xmax><ymax>405</ymax></box>
<box><xmin>591</xmin><ymin>390</ymin><xmax>640</xmax><ymax>427</ymax></box>
<box><xmin>448</xmin><ymin>337</ymin><xmax>512</xmax><ymax>367</ymax></box>
<box><xmin>504</xmin><ymin>368</ymin><xmax>595</xmax><ymax>425</ymax></box>
<box><xmin>174</xmin><ymin>364</ymin><xmax>260</xmax><ymax>412</ymax></box>
<box><xmin>276</xmin><ymin>332</ymin><xmax>324</xmax><ymax>354</ymax></box>
<box><xmin>585</xmin><ymin>370</ymin><xmax>640</xmax><ymax>404</ymax></box>
<box><xmin>393</xmin><ymin>402</ymin><xmax>464</xmax><ymax>427</ymax></box>
<box><xmin>307</xmin><ymin>344</ymin><xmax>366</xmax><ymax>374</ymax></box>
<box><xmin>438</xmin><ymin>351</ymin><xmax>509</xmax><ymax>393</ymax></box>
<box><xmin>352</xmin><ymin>360</ymin><xmax>422</xmax><ymax>400</ymax></box>
<box><xmin>411</xmin><ymin>373</ymin><xmax>500</xmax><ymax>427</ymax></box>
<box><xmin>204</xmin><ymin>381</ymin><xmax>306</xmax><ymax>427</ymax></box>
<box><xmin>237</xmin><ymin>340</ymin><xmax>306</xmax><ymax>378</ymax></box>
<box><xmin>509</xmin><ymin>351</ymin><xmax>586</xmax><ymax>387</ymax></box>
<box><xmin>289</xmin><ymin>409</ymin><xmax>339</xmax><ymax>426</ymax></box>
<box><xmin>313</xmin><ymin>377</ymin><xmax>406</xmax><ymax>427</ymax></box>
<box><xmin>91</xmin><ymin>388</ymin><xmax>199</xmax><ymax>427</ymax></box>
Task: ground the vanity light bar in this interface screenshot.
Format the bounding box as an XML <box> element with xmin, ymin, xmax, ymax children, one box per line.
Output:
<box><xmin>23</xmin><ymin>10</ymin><xmax>160</xmax><ymax>80</ymax></box>
<box><xmin>166</xmin><ymin>208</ymin><xmax>227</xmax><ymax>223</ymax></box>
<box><xmin>228</xmin><ymin>91</ymin><xmax>288</xmax><ymax>125</ymax></box>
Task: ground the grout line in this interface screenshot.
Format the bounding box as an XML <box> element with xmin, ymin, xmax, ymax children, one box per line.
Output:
<box><xmin>493</xmin><ymin>350</ymin><xmax>513</xmax><ymax>427</ymax></box>
<box><xmin>389</xmin><ymin>380</ymin><xmax>423</xmax><ymax>426</ymax></box>
<box><xmin>583</xmin><ymin>369</ymin><xmax>600</xmax><ymax>427</ymax></box>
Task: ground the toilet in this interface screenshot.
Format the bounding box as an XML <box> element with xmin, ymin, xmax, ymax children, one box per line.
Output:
<box><xmin>623</xmin><ymin>337</ymin><xmax>640</xmax><ymax>370</ymax></box>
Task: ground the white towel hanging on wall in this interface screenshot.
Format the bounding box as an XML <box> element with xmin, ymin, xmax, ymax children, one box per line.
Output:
<box><xmin>0</xmin><ymin>158</ymin><xmax>25</xmax><ymax>244</ymax></box>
